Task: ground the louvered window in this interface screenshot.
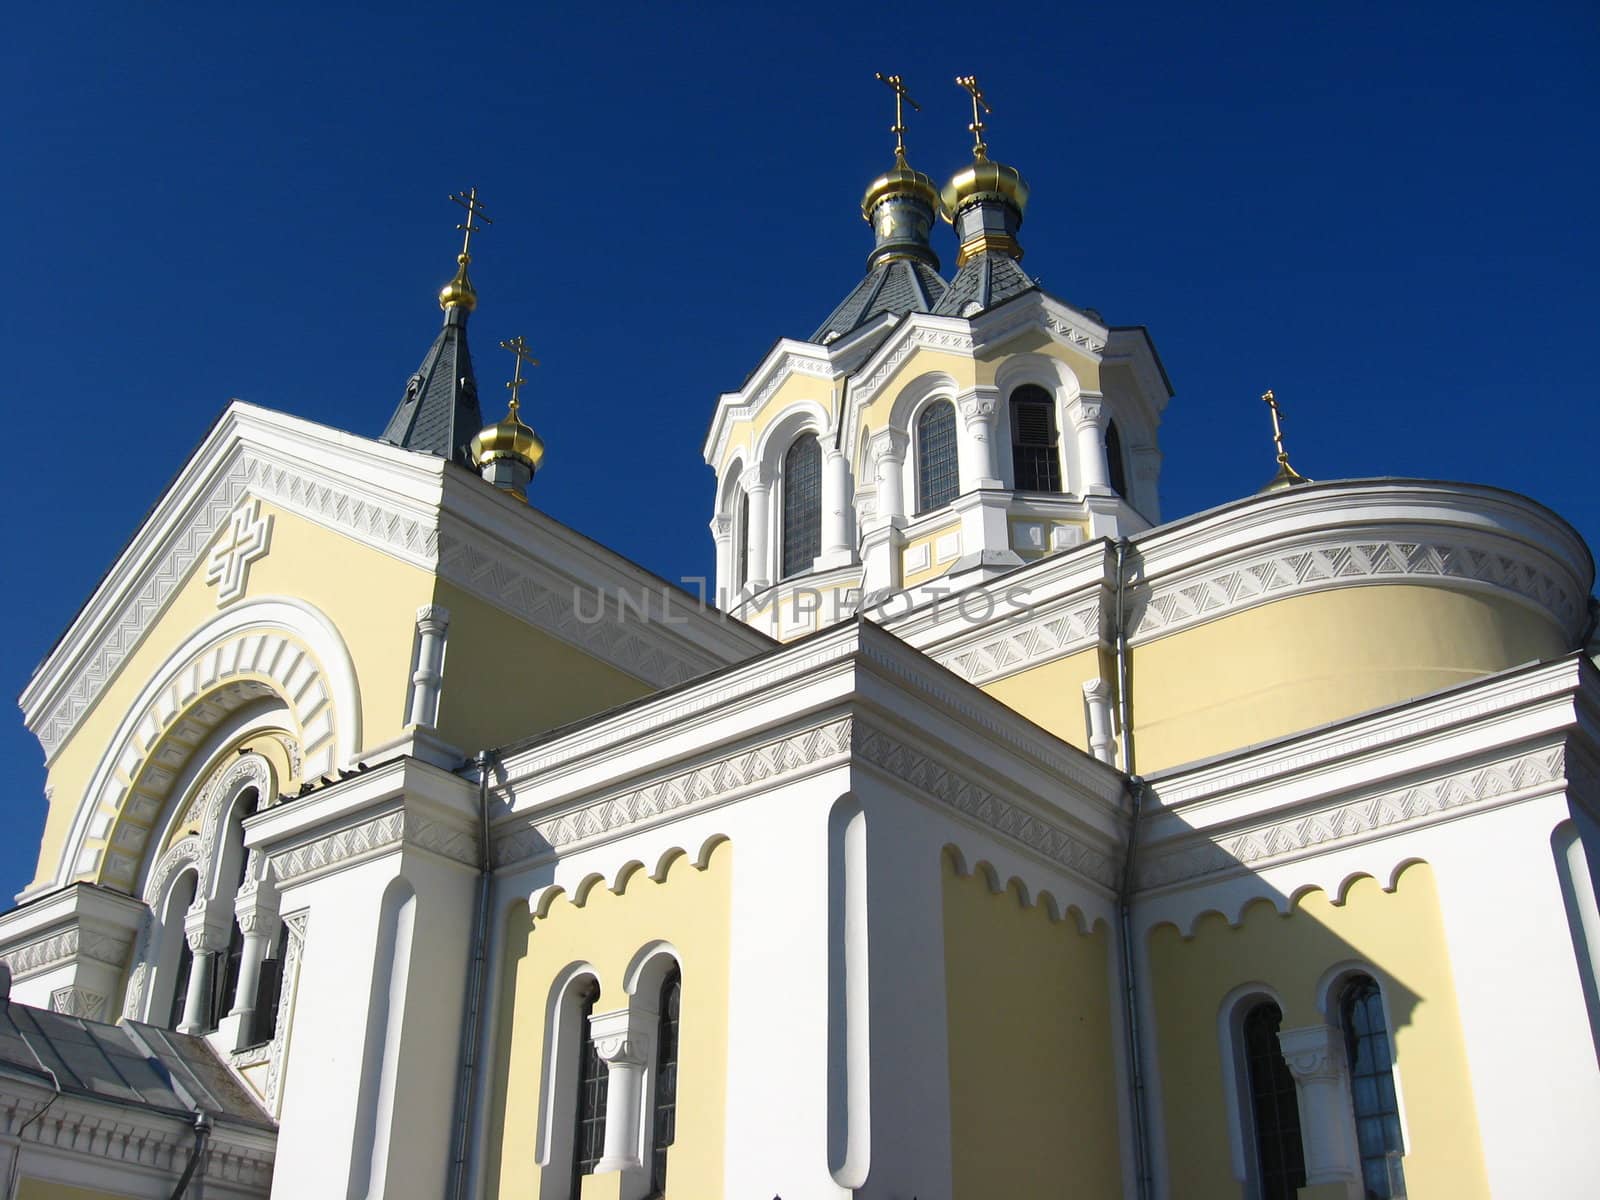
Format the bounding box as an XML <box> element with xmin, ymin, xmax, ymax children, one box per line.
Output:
<box><xmin>781</xmin><ymin>434</ymin><xmax>822</xmax><ymax>578</ymax></box>
<box><xmin>649</xmin><ymin>966</ymin><xmax>682</xmax><ymax>1195</ymax></box>
<box><xmin>571</xmin><ymin>981</ymin><xmax>607</xmax><ymax>1188</ymax></box>
<box><xmin>1342</xmin><ymin>977</ymin><xmax>1406</xmax><ymax>1199</ymax></box>
<box><xmin>1106</xmin><ymin>418</ymin><xmax>1128</xmax><ymax>497</ymax></box>
<box><xmin>1243</xmin><ymin>1001</ymin><xmax>1307</xmax><ymax>1200</ymax></box>
<box><xmin>916</xmin><ymin>401</ymin><xmax>959</xmax><ymax>512</ymax></box>
<box><xmin>1010</xmin><ymin>386</ymin><xmax>1061</xmax><ymax>492</ymax></box>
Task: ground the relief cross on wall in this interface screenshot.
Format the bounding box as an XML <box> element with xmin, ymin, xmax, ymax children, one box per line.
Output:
<box><xmin>205</xmin><ymin>498</ymin><xmax>273</xmax><ymax>606</ymax></box>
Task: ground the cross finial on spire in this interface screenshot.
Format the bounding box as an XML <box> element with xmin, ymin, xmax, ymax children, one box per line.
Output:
<box><xmin>1261</xmin><ymin>388</ymin><xmax>1310</xmax><ymax>488</ymax></box>
<box><xmin>875</xmin><ymin>72</ymin><xmax>922</xmax><ymax>162</ymax></box>
<box><xmin>500</xmin><ymin>336</ymin><xmax>538</xmax><ymax>417</ymax></box>
<box><xmin>955</xmin><ymin>75</ymin><xmax>992</xmax><ymax>158</ymax></box>
<box><xmin>450</xmin><ymin>187</ymin><xmax>493</xmax><ymax>260</ymax></box>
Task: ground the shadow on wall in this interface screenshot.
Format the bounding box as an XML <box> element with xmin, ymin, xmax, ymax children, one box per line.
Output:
<box><xmin>1145</xmin><ymin>861</ymin><xmax>1485</xmax><ymax>1200</ymax></box>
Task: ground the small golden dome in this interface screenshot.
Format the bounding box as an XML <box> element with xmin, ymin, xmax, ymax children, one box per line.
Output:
<box><xmin>439</xmin><ymin>254</ymin><xmax>478</xmax><ymax>312</ymax></box>
<box><xmin>940</xmin><ymin>152</ymin><xmax>1030</xmax><ymax>220</ymax></box>
<box><xmin>861</xmin><ymin>152</ymin><xmax>940</xmax><ymax>219</ymax></box>
<box><xmin>470</xmin><ymin>404</ymin><xmax>544</xmax><ymax>472</ymax></box>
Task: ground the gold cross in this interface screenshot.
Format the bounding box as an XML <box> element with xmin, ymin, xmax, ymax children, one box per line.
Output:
<box><xmin>1262</xmin><ymin>388</ymin><xmax>1309</xmax><ymax>485</ymax></box>
<box><xmin>875</xmin><ymin>72</ymin><xmax>922</xmax><ymax>161</ymax></box>
<box><xmin>955</xmin><ymin>75</ymin><xmax>992</xmax><ymax>157</ymax></box>
<box><xmin>450</xmin><ymin>187</ymin><xmax>493</xmax><ymax>258</ymax></box>
<box><xmin>500</xmin><ymin>336</ymin><xmax>538</xmax><ymax>416</ymax></box>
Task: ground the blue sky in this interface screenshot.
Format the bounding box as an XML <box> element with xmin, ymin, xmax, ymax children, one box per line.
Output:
<box><xmin>2</xmin><ymin>2</ymin><xmax>1595</xmax><ymax>901</ymax></box>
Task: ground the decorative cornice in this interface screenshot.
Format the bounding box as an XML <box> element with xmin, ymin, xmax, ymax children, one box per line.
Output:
<box><xmin>1129</xmin><ymin>535</ymin><xmax>1583</xmax><ymax>643</ymax></box>
<box><xmin>930</xmin><ymin>594</ymin><xmax>1106</xmax><ymax>685</ymax></box>
<box><xmin>849</xmin><ymin>323</ymin><xmax>976</xmax><ymax>413</ymax></box>
<box><xmin>493</xmin><ymin>717</ymin><xmax>854</xmax><ymax>868</ymax></box>
<box><xmin>1</xmin><ymin>926</ymin><xmax>132</xmax><ymax>981</ymax></box>
<box><xmin>1137</xmin><ymin>744</ymin><xmax>1566</xmax><ymax>890</ymax></box>
<box><xmin>268</xmin><ymin>808</ymin><xmax>478</xmax><ymax>886</ymax></box>
<box><xmin>851</xmin><ymin>720</ymin><xmax>1118</xmax><ymax>888</ymax></box>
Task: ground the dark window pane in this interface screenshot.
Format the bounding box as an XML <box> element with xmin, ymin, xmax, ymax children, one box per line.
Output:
<box><xmin>1105</xmin><ymin>419</ymin><xmax>1128</xmax><ymax>497</ymax></box>
<box><xmin>1342</xmin><ymin>976</ymin><xmax>1406</xmax><ymax>1199</ymax></box>
<box><xmin>168</xmin><ymin>938</ymin><xmax>194</xmax><ymax>1030</ymax></box>
<box><xmin>781</xmin><ymin>434</ymin><xmax>822</xmax><ymax>578</ymax></box>
<box><xmin>915</xmin><ymin>401</ymin><xmax>959</xmax><ymax>513</ymax></box>
<box><xmin>572</xmin><ymin>982</ymin><xmax>606</xmax><ymax>1188</ymax></box>
<box><xmin>736</xmin><ymin>490</ymin><xmax>749</xmax><ymax>589</ymax></box>
<box><xmin>1243</xmin><ymin>1001</ymin><xmax>1306</xmax><ymax>1200</ymax></box>
<box><xmin>1010</xmin><ymin>386</ymin><xmax>1061</xmax><ymax>493</ymax></box>
<box><xmin>650</xmin><ymin>966</ymin><xmax>682</xmax><ymax>1196</ymax></box>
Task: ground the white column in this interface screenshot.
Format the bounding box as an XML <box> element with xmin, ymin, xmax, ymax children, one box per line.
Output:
<box><xmin>590</xmin><ymin>1004</ymin><xmax>653</xmax><ymax>1181</ymax></box>
<box><xmin>178</xmin><ymin>902</ymin><xmax>229</xmax><ymax>1035</ymax></box>
<box><xmin>408</xmin><ymin>604</ymin><xmax>450</xmax><ymax>728</ymax></box>
<box><xmin>1082</xmin><ymin>678</ymin><xmax>1117</xmax><ymax>765</ymax></box>
<box><xmin>872</xmin><ymin>428</ymin><xmax>909</xmax><ymax>527</ymax></box>
<box><xmin>709</xmin><ymin>513</ymin><xmax>733</xmax><ymax>608</ymax></box>
<box><xmin>742</xmin><ymin>465</ymin><xmax>772</xmax><ymax>591</ymax></box>
<box><xmin>227</xmin><ymin>875</ymin><xmax>280</xmax><ymax>1022</ymax></box>
<box><xmin>1068</xmin><ymin>394</ymin><xmax>1111</xmax><ymax>495</ymax></box>
<box><xmin>819</xmin><ymin>448</ymin><xmax>854</xmax><ymax>567</ymax></box>
<box><xmin>1277</xmin><ymin>1024</ymin><xmax>1363</xmax><ymax>1199</ymax></box>
<box><xmin>956</xmin><ymin>386</ymin><xmax>1003</xmax><ymax>490</ymax></box>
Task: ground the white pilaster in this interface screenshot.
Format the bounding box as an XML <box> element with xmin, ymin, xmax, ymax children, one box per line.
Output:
<box><xmin>1277</xmin><ymin>1024</ymin><xmax>1363</xmax><ymax>1199</ymax></box>
<box><xmin>818</xmin><ymin>448</ymin><xmax>855</xmax><ymax>569</ymax></box>
<box><xmin>408</xmin><ymin>604</ymin><xmax>450</xmax><ymax>728</ymax></box>
<box><xmin>1083</xmin><ymin>678</ymin><xmax>1117</xmax><ymax>765</ymax></box>
<box><xmin>225</xmin><ymin>874</ymin><xmax>280</xmax><ymax>1033</ymax></box>
<box><xmin>956</xmin><ymin>386</ymin><xmax>1003</xmax><ymax>490</ymax></box>
<box><xmin>709</xmin><ymin>513</ymin><xmax>734</xmax><ymax>609</ymax></box>
<box><xmin>1068</xmin><ymin>393</ymin><xmax>1111</xmax><ymax>496</ymax></box>
<box><xmin>590</xmin><ymin>1005</ymin><xmax>654</xmax><ymax>1186</ymax></box>
<box><xmin>871</xmin><ymin>428</ymin><xmax>909</xmax><ymax>528</ymax></box>
<box><xmin>178</xmin><ymin>901</ymin><xmax>230</xmax><ymax>1035</ymax></box>
<box><xmin>742</xmin><ymin>465</ymin><xmax>772</xmax><ymax>591</ymax></box>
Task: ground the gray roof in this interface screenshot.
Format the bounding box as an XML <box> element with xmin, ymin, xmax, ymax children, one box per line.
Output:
<box><xmin>380</xmin><ymin>307</ymin><xmax>483</xmax><ymax>464</ymax></box>
<box><xmin>930</xmin><ymin>251</ymin><xmax>1037</xmax><ymax>317</ymax></box>
<box><xmin>0</xmin><ymin>999</ymin><xmax>274</xmax><ymax>1131</ymax></box>
<box><xmin>812</xmin><ymin>259</ymin><xmax>949</xmax><ymax>342</ymax></box>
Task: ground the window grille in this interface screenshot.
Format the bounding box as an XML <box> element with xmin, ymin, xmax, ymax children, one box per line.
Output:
<box><xmin>1342</xmin><ymin>976</ymin><xmax>1406</xmax><ymax>1199</ymax></box>
<box><xmin>650</xmin><ymin>966</ymin><xmax>682</xmax><ymax>1195</ymax></box>
<box><xmin>571</xmin><ymin>982</ymin><xmax>607</xmax><ymax>1188</ymax></box>
<box><xmin>1010</xmin><ymin>386</ymin><xmax>1061</xmax><ymax>492</ymax></box>
<box><xmin>781</xmin><ymin>434</ymin><xmax>822</xmax><ymax>578</ymax></box>
<box><xmin>916</xmin><ymin>401</ymin><xmax>959</xmax><ymax>512</ymax></box>
<box><xmin>1106</xmin><ymin>419</ymin><xmax>1128</xmax><ymax>497</ymax></box>
<box><xmin>1243</xmin><ymin>1001</ymin><xmax>1306</xmax><ymax>1200</ymax></box>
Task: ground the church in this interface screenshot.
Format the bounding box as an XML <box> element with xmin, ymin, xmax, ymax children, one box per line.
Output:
<box><xmin>1</xmin><ymin>74</ymin><xmax>1597</xmax><ymax>1200</ymax></box>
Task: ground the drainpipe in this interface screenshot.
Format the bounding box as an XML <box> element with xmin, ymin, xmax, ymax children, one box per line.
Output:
<box><xmin>446</xmin><ymin>751</ymin><xmax>495</xmax><ymax>1200</ymax></box>
<box><xmin>1114</xmin><ymin>538</ymin><xmax>1154</xmax><ymax>1200</ymax></box>
<box><xmin>168</xmin><ymin>1111</ymin><xmax>211</xmax><ymax>1199</ymax></box>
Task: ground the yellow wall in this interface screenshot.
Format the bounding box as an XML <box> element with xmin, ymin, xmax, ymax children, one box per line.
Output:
<box><xmin>486</xmin><ymin>842</ymin><xmax>733</xmax><ymax>1198</ymax></box>
<box><xmin>1129</xmin><ymin>585</ymin><xmax>1566</xmax><ymax>772</ymax></box>
<box><xmin>941</xmin><ymin>851</ymin><xmax>1121</xmax><ymax>1198</ymax></box>
<box><xmin>978</xmin><ymin>646</ymin><xmax>1108</xmax><ymax>755</ymax></box>
<box><xmin>1145</xmin><ymin>865</ymin><xmax>1487</xmax><ymax>1199</ymax></box>
<box><xmin>431</xmin><ymin>582</ymin><xmax>651</xmax><ymax>755</ymax></box>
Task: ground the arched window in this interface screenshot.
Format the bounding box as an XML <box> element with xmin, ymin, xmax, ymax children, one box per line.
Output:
<box><xmin>210</xmin><ymin>787</ymin><xmax>260</xmax><ymax>1032</ymax></box>
<box><xmin>1010</xmin><ymin>385</ymin><xmax>1061</xmax><ymax>493</ymax></box>
<box><xmin>571</xmin><ymin>979</ymin><xmax>606</xmax><ymax>1191</ymax></box>
<box><xmin>1242</xmin><ymin>1000</ymin><xmax>1306</xmax><ymax>1200</ymax></box>
<box><xmin>650</xmin><ymin>964</ymin><xmax>682</xmax><ymax>1195</ymax></box>
<box><xmin>1105</xmin><ymin>418</ymin><xmax>1128</xmax><ymax>497</ymax></box>
<box><xmin>164</xmin><ymin>871</ymin><xmax>199</xmax><ymax>1030</ymax></box>
<box><xmin>915</xmin><ymin>400</ymin><xmax>959</xmax><ymax>513</ymax></box>
<box><xmin>781</xmin><ymin>434</ymin><xmax>822</xmax><ymax>578</ymax></box>
<box><xmin>1341</xmin><ymin>976</ymin><xmax>1406</xmax><ymax>1199</ymax></box>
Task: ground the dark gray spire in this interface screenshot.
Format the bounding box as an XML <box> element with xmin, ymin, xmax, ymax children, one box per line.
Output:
<box><xmin>930</xmin><ymin>250</ymin><xmax>1037</xmax><ymax>317</ymax></box>
<box><xmin>381</xmin><ymin>296</ymin><xmax>483</xmax><ymax>464</ymax></box>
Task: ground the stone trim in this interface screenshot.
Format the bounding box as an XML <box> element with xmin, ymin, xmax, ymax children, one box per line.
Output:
<box><xmin>267</xmin><ymin>809</ymin><xmax>478</xmax><ymax>887</ymax></box>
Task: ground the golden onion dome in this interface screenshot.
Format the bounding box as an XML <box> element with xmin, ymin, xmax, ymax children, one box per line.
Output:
<box><xmin>861</xmin><ymin>152</ymin><xmax>941</xmax><ymax>220</ymax></box>
<box><xmin>470</xmin><ymin>404</ymin><xmax>544</xmax><ymax>472</ymax></box>
<box><xmin>439</xmin><ymin>254</ymin><xmax>478</xmax><ymax>312</ymax></box>
<box><xmin>940</xmin><ymin>152</ymin><xmax>1030</xmax><ymax>220</ymax></box>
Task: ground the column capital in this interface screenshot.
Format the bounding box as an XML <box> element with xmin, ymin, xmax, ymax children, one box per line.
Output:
<box><xmin>709</xmin><ymin>513</ymin><xmax>733</xmax><ymax>540</ymax></box>
<box><xmin>1066</xmin><ymin>392</ymin><xmax>1107</xmax><ymax>430</ymax></box>
<box><xmin>956</xmin><ymin>385</ymin><xmax>1001</xmax><ymax>428</ymax></box>
<box><xmin>1082</xmin><ymin>677</ymin><xmax>1113</xmax><ymax>702</ymax></box>
<box><xmin>233</xmin><ymin>876</ymin><xmax>280</xmax><ymax>934</ymax></box>
<box><xmin>184</xmin><ymin>900</ymin><xmax>231</xmax><ymax>953</ymax></box>
<box><xmin>740</xmin><ymin>463</ymin><xmax>772</xmax><ymax>492</ymax></box>
<box><xmin>589</xmin><ymin>1005</ymin><xmax>653</xmax><ymax>1067</ymax></box>
<box><xmin>414</xmin><ymin>604</ymin><xmax>451</xmax><ymax>631</ymax></box>
<box><xmin>869</xmin><ymin>426</ymin><xmax>910</xmax><ymax>465</ymax></box>
<box><xmin>1276</xmin><ymin>1023</ymin><xmax>1346</xmax><ymax>1083</ymax></box>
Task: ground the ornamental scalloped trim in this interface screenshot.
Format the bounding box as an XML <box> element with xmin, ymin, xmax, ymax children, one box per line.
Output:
<box><xmin>1136</xmin><ymin>744</ymin><xmax>1566</xmax><ymax>890</ymax></box>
